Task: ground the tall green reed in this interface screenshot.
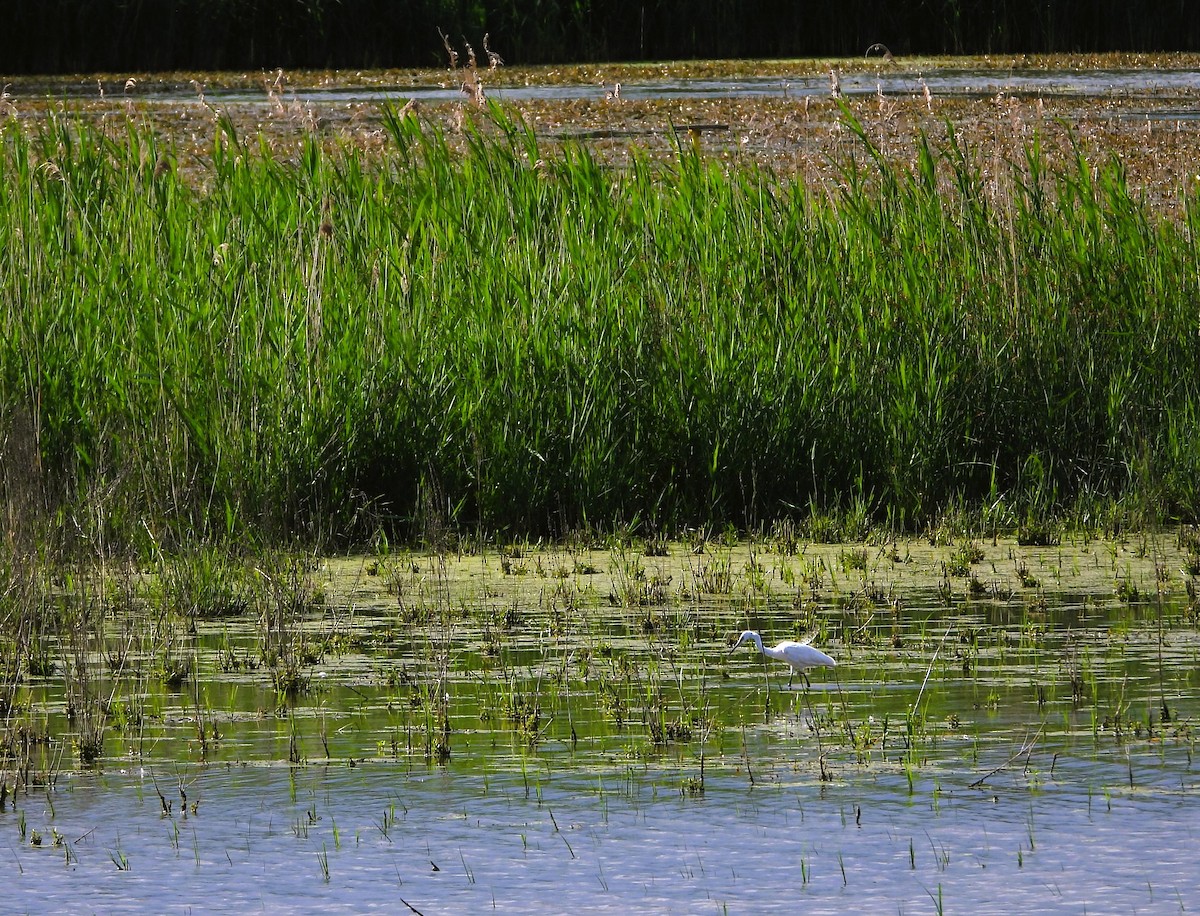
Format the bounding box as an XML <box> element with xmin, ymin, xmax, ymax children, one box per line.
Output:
<box><xmin>1</xmin><ymin>105</ymin><xmax>1197</xmax><ymax>552</ymax></box>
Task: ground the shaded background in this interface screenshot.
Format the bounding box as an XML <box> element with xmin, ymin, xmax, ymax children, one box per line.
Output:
<box><xmin>4</xmin><ymin>1</ymin><xmax>1200</xmax><ymax>74</ymax></box>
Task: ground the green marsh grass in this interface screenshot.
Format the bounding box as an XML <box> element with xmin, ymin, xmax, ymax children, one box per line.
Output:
<box><xmin>9</xmin><ymin>114</ymin><xmax>1200</xmax><ymax>561</ymax></box>
<box><xmin>1</xmin><ymin>105</ymin><xmax>1199</xmax><ymax>557</ymax></box>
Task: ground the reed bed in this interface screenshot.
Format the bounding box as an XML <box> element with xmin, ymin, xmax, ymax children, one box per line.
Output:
<box><xmin>1</xmin><ymin>105</ymin><xmax>1198</xmax><ymax>552</ymax></box>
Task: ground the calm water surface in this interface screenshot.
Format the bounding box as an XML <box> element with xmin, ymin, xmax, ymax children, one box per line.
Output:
<box><xmin>16</xmin><ymin>65</ymin><xmax>1200</xmax><ymax>106</ymax></box>
<box><xmin>9</xmin><ymin>749</ymin><xmax>1197</xmax><ymax>913</ymax></box>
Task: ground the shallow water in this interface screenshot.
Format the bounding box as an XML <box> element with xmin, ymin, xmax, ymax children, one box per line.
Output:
<box><xmin>6</xmin><ymin>537</ymin><xmax>1198</xmax><ymax>912</ymax></box>
<box><xmin>9</xmin><ymin>745</ymin><xmax>1198</xmax><ymax>913</ymax></box>
<box><xmin>19</xmin><ymin>65</ymin><xmax>1200</xmax><ymax>107</ymax></box>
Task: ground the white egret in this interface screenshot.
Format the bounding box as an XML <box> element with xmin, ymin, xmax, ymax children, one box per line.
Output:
<box><xmin>730</xmin><ymin>630</ymin><xmax>836</xmax><ymax>689</ymax></box>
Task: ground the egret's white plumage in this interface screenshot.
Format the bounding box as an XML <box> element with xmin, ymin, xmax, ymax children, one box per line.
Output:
<box><xmin>730</xmin><ymin>630</ymin><xmax>835</xmax><ymax>688</ymax></box>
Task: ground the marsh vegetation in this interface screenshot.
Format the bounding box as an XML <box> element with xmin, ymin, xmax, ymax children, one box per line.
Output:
<box><xmin>1</xmin><ymin>55</ymin><xmax>1199</xmax><ymax>910</ymax></box>
<box><xmin>1</xmin><ymin>531</ymin><xmax>1197</xmax><ymax>910</ymax></box>
<box><xmin>2</xmin><ymin>81</ymin><xmax>1198</xmax><ymax>547</ymax></box>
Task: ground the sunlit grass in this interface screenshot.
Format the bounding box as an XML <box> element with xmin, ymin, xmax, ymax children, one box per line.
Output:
<box><xmin>0</xmin><ymin>104</ymin><xmax>1198</xmax><ymax>555</ymax></box>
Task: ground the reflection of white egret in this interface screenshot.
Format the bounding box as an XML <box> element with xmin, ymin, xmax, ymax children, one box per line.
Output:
<box><xmin>730</xmin><ymin>630</ymin><xmax>836</xmax><ymax>689</ymax></box>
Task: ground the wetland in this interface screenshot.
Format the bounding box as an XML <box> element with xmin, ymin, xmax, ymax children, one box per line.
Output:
<box><xmin>2</xmin><ymin>52</ymin><xmax>1200</xmax><ymax>911</ymax></box>
<box><xmin>4</xmin><ymin>530</ymin><xmax>1200</xmax><ymax>912</ymax></box>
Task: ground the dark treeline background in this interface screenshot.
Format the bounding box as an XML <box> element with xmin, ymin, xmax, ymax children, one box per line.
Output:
<box><xmin>4</xmin><ymin>1</ymin><xmax>1200</xmax><ymax>74</ymax></box>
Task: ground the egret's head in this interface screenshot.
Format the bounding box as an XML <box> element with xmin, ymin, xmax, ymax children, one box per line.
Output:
<box><xmin>730</xmin><ymin>630</ymin><xmax>758</xmax><ymax>653</ymax></box>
